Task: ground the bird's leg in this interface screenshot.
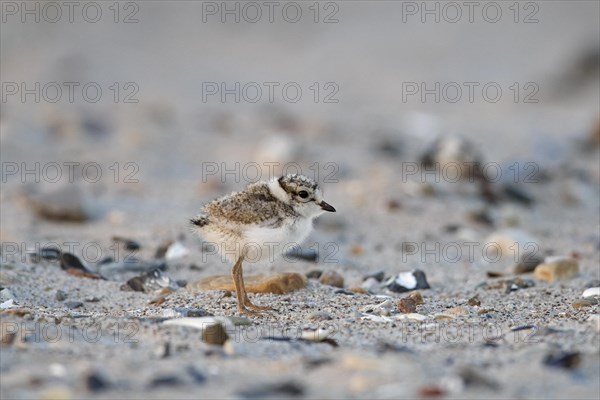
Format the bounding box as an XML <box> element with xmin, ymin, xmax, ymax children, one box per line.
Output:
<box><xmin>234</xmin><ymin>263</ymin><xmax>272</xmax><ymax>311</ymax></box>
<box><xmin>238</xmin><ymin>262</ymin><xmax>273</xmax><ymax>312</ymax></box>
<box><xmin>232</xmin><ymin>256</ymin><xmax>254</xmax><ymax>315</ymax></box>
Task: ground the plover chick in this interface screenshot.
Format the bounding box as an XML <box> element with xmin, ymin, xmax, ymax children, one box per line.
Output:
<box><xmin>191</xmin><ymin>174</ymin><xmax>336</xmax><ymax>314</ymax></box>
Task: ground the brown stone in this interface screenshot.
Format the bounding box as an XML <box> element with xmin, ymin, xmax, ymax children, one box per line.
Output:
<box><xmin>66</xmin><ymin>268</ymin><xmax>102</xmax><ymax>279</ymax></box>
<box><xmin>407</xmin><ymin>291</ymin><xmax>424</xmax><ymax>305</ymax></box>
<box><xmin>0</xmin><ymin>308</ymin><xmax>31</xmax><ymax>317</ymax></box>
<box><xmin>447</xmin><ymin>306</ymin><xmax>468</xmax><ymax>316</ymax></box>
<box><xmin>397</xmin><ymin>298</ymin><xmax>417</xmax><ymax>313</ymax></box>
<box><xmin>149</xmin><ymin>297</ymin><xmax>166</xmax><ymax>305</ymax></box>
<box><xmin>319</xmin><ymin>270</ymin><xmax>344</xmax><ymax>288</ymax></box>
<box><xmin>534</xmin><ymin>257</ymin><xmax>579</xmax><ymax>282</ymax></box>
<box><xmin>201</xmin><ymin>323</ymin><xmax>228</xmax><ymax>346</ymax></box>
<box><xmin>350</xmin><ymin>245</ymin><xmax>364</xmax><ymax>256</ymax></box>
<box><xmin>349</xmin><ymin>287</ymin><xmax>368</xmax><ymax>295</ymax></box>
<box><xmin>467</xmin><ymin>296</ymin><xmax>481</xmax><ymax>306</ymax></box>
<box><xmin>572</xmin><ymin>299</ymin><xmax>598</xmax><ymax>309</ymax></box>
<box><xmin>186</xmin><ymin>272</ymin><xmax>306</xmax><ymax>294</ymax></box>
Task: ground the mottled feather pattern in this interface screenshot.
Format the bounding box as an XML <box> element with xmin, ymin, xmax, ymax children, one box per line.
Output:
<box><xmin>279</xmin><ymin>174</ymin><xmax>318</xmax><ymax>193</ymax></box>
<box><xmin>198</xmin><ymin>182</ymin><xmax>298</xmax><ymax>226</ymax></box>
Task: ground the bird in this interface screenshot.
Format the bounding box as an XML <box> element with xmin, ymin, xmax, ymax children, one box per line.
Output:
<box><xmin>191</xmin><ymin>174</ymin><xmax>336</xmax><ymax>314</ymax></box>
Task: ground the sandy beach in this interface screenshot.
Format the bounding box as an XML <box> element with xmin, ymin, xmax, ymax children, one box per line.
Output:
<box><xmin>1</xmin><ymin>1</ymin><xmax>599</xmax><ymax>399</ymax></box>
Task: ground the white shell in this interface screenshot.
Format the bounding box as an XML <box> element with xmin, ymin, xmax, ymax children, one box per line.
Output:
<box><xmin>165</xmin><ymin>242</ymin><xmax>190</xmax><ymax>260</ymax></box>
<box><xmin>394</xmin><ymin>313</ymin><xmax>427</xmax><ymax>321</ymax></box>
<box><xmin>0</xmin><ymin>299</ymin><xmax>15</xmax><ymax>309</ymax></box>
<box><xmin>301</xmin><ymin>327</ymin><xmax>333</xmax><ymax>342</ymax></box>
<box><xmin>393</xmin><ymin>271</ymin><xmax>417</xmax><ymax>290</ymax></box>
<box><xmin>582</xmin><ymin>287</ymin><xmax>600</xmax><ymax>298</ymax></box>
<box><xmin>359</xmin><ymin>299</ymin><xmax>395</xmax><ymax>316</ymax></box>
<box><xmin>360</xmin><ymin>314</ymin><xmax>393</xmax><ymax>323</ymax></box>
<box><xmin>163</xmin><ymin>316</ymin><xmax>235</xmax><ymax>335</ymax></box>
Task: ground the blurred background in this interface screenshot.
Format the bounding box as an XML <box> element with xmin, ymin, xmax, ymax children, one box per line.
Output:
<box><xmin>1</xmin><ymin>1</ymin><xmax>599</xmax><ymax>272</ymax></box>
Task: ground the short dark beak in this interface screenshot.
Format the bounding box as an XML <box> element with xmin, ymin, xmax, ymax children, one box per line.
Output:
<box><xmin>319</xmin><ymin>201</ymin><xmax>336</xmax><ymax>212</ymax></box>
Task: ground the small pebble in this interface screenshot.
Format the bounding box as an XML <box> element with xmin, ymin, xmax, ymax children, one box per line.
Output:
<box><xmin>111</xmin><ymin>236</ymin><xmax>141</xmax><ymax>251</ymax></box>
<box><xmin>124</xmin><ymin>269</ymin><xmax>176</xmax><ymax>293</ymax></box>
<box><xmin>387</xmin><ymin>200</ymin><xmax>402</xmax><ymax>212</ymax></box>
<box><xmin>534</xmin><ymin>257</ymin><xmax>579</xmax><ymax>282</ymax></box>
<box><xmin>55</xmin><ymin>290</ymin><xmax>68</xmax><ymax>302</ymax></box>
<box><xmin>447</xmin><ymin>306</ymin><xmax>468</xmax><ymax>316</ymax></box>
<box><xmin>149</xmin><ymin>297</ymin><xmax>166</xmax><ymax>305</ymax></box>
<box><xmin>543</xmin><ymin>352</ymin><xmax>581</xmax><ymax>370</ymax></box>
<box><xmin>385</xmin><ymin>270</ymin><xmax>430</xmax><ymax>293</ymax></box>
<box><xmin>165</xmin><ymin>242</ymin><xmax>190</xmax><ymax>261</ymax></box>
<box><xmin>582</xmin><ymin>287</ymin><xmax>600</xmax><ymax>298</ymax></box>
<box><xmin>28</xmin><ymin>247</ymin><xmax>61</xmax><ymax>263</ymax></box>
<box><xmin>572</xmin><ymin>299</ymin><xmax>598</xmax><ymax>309</ymax></box>
<box><xmin>361</xmin><ymin>277</ymin><xmax>380</xmax><ymax>293</ymax></box>
<box><xmin>349</xmin><ymin>287</ymin><xmax>368</xmax><ymax>295</ymax></box>
<box><xmin>510</xmin><ymin>325</ymin><xmax>536</xmax><ymax>332</ymax></box>
<box><xmin>502</xmin><ymin>183</ymin><xmax>535</xmax><ymax>206</ymax></box>
<box><xmin>155</xmin><ymin>240</ymin><xmax>173</xmax><ymax>259</ymax></box>
<box><xmin>186</xmin><ymin>309</ymin><xmax>213</xmax><ymax>317</ymax></box>
<box><xmin>360</xmin><ymin>299</ymin><xmax>395</xmax><ymax>316</ymax></box>
<box><xmin>301</xmin><ymin>327</ymin><xmax>334</xmax><ymax>342</ymax></box>
<box><xmin>350</xmin><ymin>245</ymin><xmax>364</xmax><ymax>256</ymax></box>
<box><xmin>363</xmin><ymin>271</ymin><xmax>385</xmax><ymax>282</ymax></box>
<box><xmin>408</xmin><ymin>291</ymin><xmax>424</xmax><ymax>305</ymax></box>
<box><xmin>85</xmin><ymin>371</ymin><xmax>110</xmax><ymax>392</ymax></box>
<box><xmin>59</xmin><ymin>253</ymin><xmax>87</xmax><ymax>272</ymax></box>
<box><xmin>64</xmin><ymin>301</ymin><xmax>83</xmax><ymax>309</ymax></box>
<box><xmin>458</xmin><ymin>367</ymin><xmax>499</xmax><ymax>390</ymax></box>
<box><xmin>23</xmin><ymin>184</ymin><xmax>94</xmax><ymax>222</ymax></box>
<box><xmin>397</xmin><ymin>298</ymin><xmax>417</xmax><ymax>313</ymax></box>
<box><xmin>319</xmin><ymin>270</ymin><xmax>344</xmax><ymax>288</ymax></box>
<box><xmin>419</xmin><ymin>385</ymin><xmax>446</xmax><ymax>398</ymax></box>
<box><xmin>306</xmin><ymin>270</ymin><xmax>323</xmax><ymax>279</ymax></box>
<box><xmin>237</xmin><ymin>381</ymin><xmax>304</xmax><ymax>399</ymax></box>
<box><xmin>0</xmin><ymin>299</ymin><xmax>15</xmax><ymax>309</ymax></box>
<box><xmin>467</xmin><ymin>296</ymin><xmax>481</xmax><ymax>306</ymax></box>
<box><xmin>201</xmin><ymin>323</ymin><xmax>228</xmax><ymax>346</ymax></box>
<box><xmin>0</xmin><ymin>288</ymin><xmax>16</xmax><ymax>302</ymax></box>
<box><xmin>468</xmin><ymin>209</ymin><xmax>495</xmax><ymax>226</ymax></box>
<box><xmin>395</xmin><ymin>313</ymin><xmax>427</xmax><ymax>321</ymax></box>
<box><xmin>514</xmin><ymin>252</ymin><xmax>544</xmax><ymax>274</ymax></box>
<box><xmin>149</xmin><ymin>375</ymin><xmax>181</xmax><ymax>388</ymax></box>
<box><xmin>485</xmin><ymin>229</ymin><xmax>538</xmax><ymax>260</ymax></box>
<box><xmin>504</xmin><ymin>277</ymin><xmax>535</xmax><ymax>293</ymax></box>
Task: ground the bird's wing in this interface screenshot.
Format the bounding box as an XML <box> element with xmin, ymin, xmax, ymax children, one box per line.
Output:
<box><xmin>205</xmin><ymin>190</ymin><xmax>288</xmax><ymax>226</ymax></box>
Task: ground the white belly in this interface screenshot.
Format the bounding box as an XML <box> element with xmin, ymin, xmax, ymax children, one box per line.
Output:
<box><xmin>243</xmin><ymin>217</ymin><xmax>313</xmax><ymax>263</ymax></box>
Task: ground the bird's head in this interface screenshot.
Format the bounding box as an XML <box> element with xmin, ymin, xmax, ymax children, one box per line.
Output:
<box><xmin>268</xmin><ymin>174</ymin><xmax>336</xmax><ymax>218</ymax></box>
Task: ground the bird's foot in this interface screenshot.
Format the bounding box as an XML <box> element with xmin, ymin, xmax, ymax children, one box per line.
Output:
<box><xmin>243</xmin><ymin>297</ymin><xmax>274</xmax><ymax>312</ymax></box>
<box><xmin>237</xmin><ymin>305</ymin><xmax>260</xmax><ymax>315</ymax></box>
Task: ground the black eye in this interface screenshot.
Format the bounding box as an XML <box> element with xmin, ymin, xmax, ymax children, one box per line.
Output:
<box><xmin>298</xmin><ymin>190</ymin><xmax>309</xmax><ymax>199</ymax></box>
